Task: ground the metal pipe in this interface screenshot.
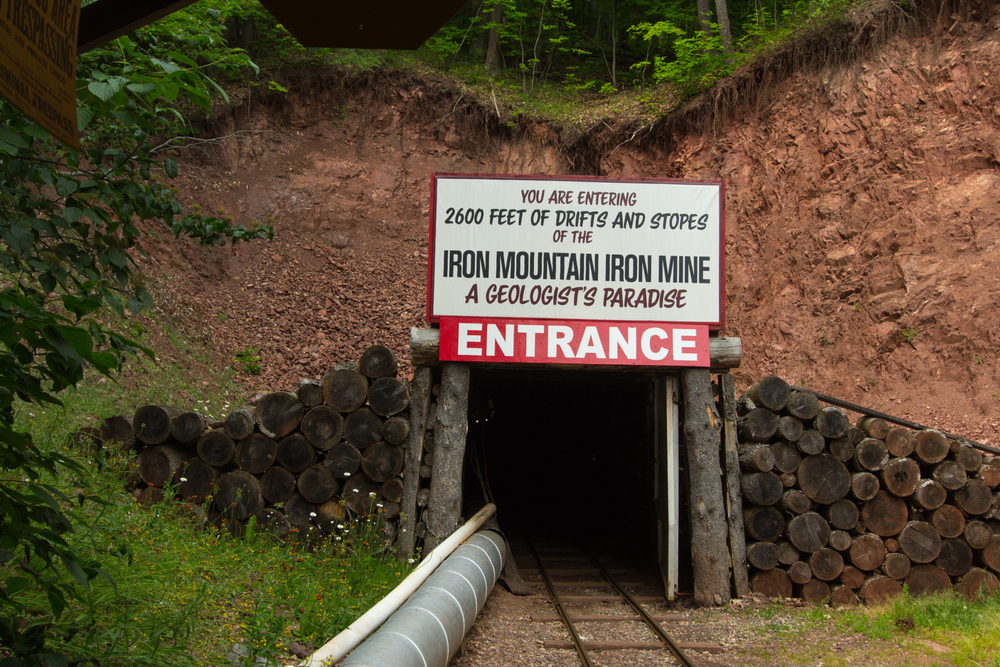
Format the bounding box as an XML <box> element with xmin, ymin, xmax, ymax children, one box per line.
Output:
<box><xmin>297</xmin><ymin>503</ymin><xmax>498</xmax><ymax>667</ymax></box>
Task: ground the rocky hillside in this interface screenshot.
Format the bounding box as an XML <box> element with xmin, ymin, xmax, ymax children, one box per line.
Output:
<box><xmin>145</xmin><ymin>3</ymin><xmax>1000</xmax><ymax>444</ymax></box>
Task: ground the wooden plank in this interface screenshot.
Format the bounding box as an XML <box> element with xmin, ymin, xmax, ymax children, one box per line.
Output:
<box><xmin>517</xmin><ymin>568</ymin><xmax>635</xmax><ymax>576</ymax></box>
<box><xmin>531</xmin><ymin>614</ymin><xmax>687</xmax><ymax>622</ymax></box>
<box><xmin>527</xmin><ymin>595</ymin><xmax>667</xmax><ymax>602</ymax></box>
<box><xmin>667</xmin><ymin>375</ymin><xmax>681</xmax><ymax>600</ymax></box>
<box><xmin>547</xmin><ymin>581</ymin><xmax>647</xmax><ymax>588</ymax></box>
<box><xmin>543</xmin><ymin>641</ymin><xmax>724</xmax><ymax>653</ymax></box>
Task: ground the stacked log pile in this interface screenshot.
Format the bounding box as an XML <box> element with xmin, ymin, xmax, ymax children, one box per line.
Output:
<box><xmin>93</xmin><ymin>344</ymin><xmax>414</xmax><ymax>544</ymax></box>
<box><xmin>740</xmin><ymin>376</ymin><xmax>1000</xmax><ymax>605</ymax></box>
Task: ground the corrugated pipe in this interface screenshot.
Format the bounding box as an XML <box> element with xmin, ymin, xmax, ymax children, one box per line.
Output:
<box><xmin>340</xmin><ymin>528</ymin><xmax>506</xmax><ymax>667</ymax></box>
<box><xmin>294</xmin><ymin>504</ymin><xmax>501</xmax><ymax>667</ymax></box>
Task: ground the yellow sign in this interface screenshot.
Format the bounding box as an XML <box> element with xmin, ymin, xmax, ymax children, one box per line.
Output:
<box><xmin>0</xmin><ymin>0</ymin><xmax>81</xmax><ymax>149</ymax></box>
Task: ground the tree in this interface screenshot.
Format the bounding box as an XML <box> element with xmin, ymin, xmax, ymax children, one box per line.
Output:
<box><xmin>0</xmin><ymin>3</ymin><xmax>270</xmax><ymax>662</ymax></box>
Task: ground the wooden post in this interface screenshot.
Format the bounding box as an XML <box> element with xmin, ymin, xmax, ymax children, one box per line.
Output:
<box><xmin>682</xmin><ymin>368</ymin><xmax>730</xmax><ymax>607</ymax></box>
<box><xmin>425</xmin><ymin>362</ymin><xmax>470</xmax><ymax>552</ymax></box>
<box><xmin>399</xmin><ymin>366</ymin><xmax>432</xmax><ymax>560</ymax></box>
<box><xmin>721</xmin><ymin>373</ymin><xmax>749</xmax><ymax>598</ymax></box>
<box><xmin>654</xmin><ymin>376</ymin><xmax>681</xmax><ymax>600</ymax></box>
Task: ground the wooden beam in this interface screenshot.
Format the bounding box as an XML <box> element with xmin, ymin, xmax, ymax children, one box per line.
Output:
<box><xmin>424</xmin><ymin>362</ymin><xmax>470</xmax><ymax>551</ymax></box>
<box><xmin>721</xmin><ymin>373</ymin><xmax>749</xmax><ymax>598</ymax></box>
<box><xmin>78</xmin><ymin>0</ymin><xmax>198</xmax><ymax>53</ymax></box>
<box><xmin>410</xmin><ymin>327</ymin><xmax>742</xmax><ymax>370</ymax></box>
<box><xmin>543</xmin><ymin>641</ymin><xmax>724</xmax><ymax>653</ymax></box>
<box><xmin>398</xmin><ymin>365</ymin><xmax>431</xmax><ymax>559</ymax></box>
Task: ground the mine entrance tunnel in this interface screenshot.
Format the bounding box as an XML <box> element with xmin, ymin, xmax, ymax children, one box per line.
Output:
<box><xmin>467</xmin><ymin>369</ymin><xmax>676</xmax><ymax>568</ymax></box>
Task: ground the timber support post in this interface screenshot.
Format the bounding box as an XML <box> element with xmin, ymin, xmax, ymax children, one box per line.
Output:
<box><xmin>399</xmin><ymin>365</ymin><xmax>433</xmax><ymax>559</ymax></box>
<box><xmin>682</xmin><ymin>368</ymin><xmax>731</xmax><ymax>607</ymax></box>
<box><xmin>425</xmin><ymin>362</ymin><xmax>470</xmax><ymax>552</ymax></box>
<box><xmin>720</xmin><ymin>372</ymin><xmax>749</xmax><ymax>598</ymax></box>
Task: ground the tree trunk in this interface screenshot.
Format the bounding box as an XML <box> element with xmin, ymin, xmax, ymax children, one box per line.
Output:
<box><xmin>850</xmin><ymin>533</ymin><xmax>886</xmax><ymax>571</ymax></box>
<box><xmin>789</xmin><ymin>560</ymin><xmax>812</xmax><ymax>585</ymax></box>
<box><xmin>322</xmin><ymin>367</ymin><xmax>369</xmax><ymax>412</ymax></box>
<box><xmin>850</xmin><ymin>472</ymin><xmax>881</xmax><ymax>501</ymax></box>
<box><xmin>133</xmin><ymin>405</ymin><xmax>184</xmax><ymax>445</ymax></box>
<box><xmin>937</xmin><ymin>538</ymin><xmax>973</xmax><ymax>577</ymax></box>
<box><xmin>956</xmin><ymin>567</ymin><xmax>1000</xmax><ymax>600</ymax></box>
<box><xmin>746</xmin><ymin>542</ymin><xmax>778</xmax><ymax>570</ymax></box>
<box><xmin>930</xmin><ymin>505</ymin><xmax>966</xmax><ymax>538</ymax></box>
<box><xmin>383</xmin><ymin>417</ymin><xmax>410</xmax><ymax>445</ymax></box>
<box><xmin>276</xmin><ymin>434</ymin><xmax>316</xmax><ymax>473</ymax></box>
<box><xmin>344</xmin><ymin>407</ymin><xmax>384</xmax><ymax>449</ymax></box>
<box><xmin>174</xmin><ymin>457</ymin><xmax>216</xmax><ymax>502</ymax></box>
<box><xmin>771</xmin><ymin>441</ymin><xmax>802</xmax><ymax>474</ymax></box>
<box><xmin>798</xmin><ymin>454</ymin><xmax>851</xmax><ymax>504</ymax></box>
<box><xmin>883</xmin><ymin>552</ymin><xmax>911</xmax><ymax>579</ymax></box>
<box><xmin>787</xmin><ymin>390</ymin><xmax>819</xmax><ymax>420</ymax></box>
<box><xmin>860</xmin><ymin>575</ymin><xmax>902</xmax><ymax>603</ymax></box>
<box><xmin>427</xmin><ymin>362</ymin><xmax>471</xmax><ymax>551</ymax></box>
<box><xmin>810</xmin><ymin>548</ymin><xmax>844</xmax><ymax>581</ymax></box>
<box><xmin>368</xmin><ymin>377</ymin><xmax>410</xmax><ymax>417</ymax></box>
<box><xmin>750</xmin><ymin>569</ymin><xmax>792</xmax><ymax>598</ymax></box>
<box><xmin>359</xmin><ymin>344</ymin><xmax>398</xmax><ymax>378</ymax></box>
<box><xmin>296</xmin><ymin>378</ymin><xmax>324</xmax><ymax>407</ymax></box>
<box><xmin>813</xmin><ymin>406</ymin><xmax>849</xmax><ymax>439</ymax></box>
<box><xmin>788</xmin><ymin>512</ymin><xmax>831</xmax><ymax>554</ymax></box>
<box><xmin>912</xmin><ymin>479</ymin><xmax>947</xmax><ymax>510</ymax></box>
<box><xmin>485</xmin><ymin>0</ymin><xmax>504</xmax><ymax>74</ymax></box>
<box><xmin>361</xmin><ymin>442</ymin><xmax>406</xmax><ymax>482</ymax></box>
<box><xmin>214</xmin><ymin>471</ymin><xmax>263</xmax><ymax>519</ymax></box>
<box><xmin>796</xmin><ymin>430</ymin><xmax>825</xmax><ymax>456</ymax></box>
<box><xmin>742</xmin><ymin>472</ymin><xmax>783</xmax><ymax>506</ymax></box>
<box><xmin>696</xmin><ymin>0</ymin><xmax>713</xmax><ymax>42</ymax></box>
<box><xmin>826</xmin><ymin>499</ymin><xmax>859</xmax><ymax>531</ymax></box>
<box><xmin>260</xmin><ymin>466</ymin><xmax>297</xmax><ymax>504</ymax></box>
<box><xmin>300</xmin><ymin>405</ymin><xmax>344</xmax><ymax>450</ymax></box>
<box><xmin>904</xmin><ymin>564</ymin><xmax>953</xmax><ymax>596</ymax></box>
<box><xmin>713</xmin><ymin>0</ymin><xmax>732</xmax><ymax>51</ymax></box>
<box><xmin>197</xmin><ymin>430</ymin><xmax>235</xmax><ymax>467</ymax></box>
<box><xmin>739</xmin><ymin>444</ymin><xmax>774</xmax><ymax>472</ymax></box>
<box><xmin>400</xmin><ymin>366</ymin><xmax>433</xmax><ymax>560</ymax></box>
<box><xmin>254</xmin><ymin>392</ymin><xmax>304</xmax><ymax>439</ymax></box>
<box><xmin>853</xmin><ymin>438</ymin><xmax>889</xmax><ymax>472</ymax></box>
<box><xmin>297</xmin><ymin>465</ymin><xmax>340</xmax><ymax>504</ymax></box>
<box><xmin>964</xmin><ymin>520</ymin><xmax>993</xmax><ymax>549</ymax></box>
<box><xmin>746</xmin><ymin>376</ymin><xmax>789</xmax><ymax>412</ymax></box>
<box><xmin>738</xmin><ymin>408</ymin><xmax>779</xmax><ymax>442</ymax></box>
<box><xmin>779</xmin><ymin>489</ymin><xmax>811</xmax><ymax>515</ymax></box>
<box><xmin>954</xmin><ymin>478</ymin><xmax>993</xmax><ymax>515</ymax></box>
<box><xmin>882</xmin><ymin>457</ymin><xmax>921</xmax><ymax>497</ymax></box>
<box><xmin>253</xmin><ymin>507</ymin><xmax>291</xmax><ymax>536</ymax></box>
<box><xmin>137</xmin><ymin>445</ymin><xmax>186</xmax><ymax>487</ymax></box>
<box><xmin>743</xmin><ymin>506</ymin><xmax>784</xmax><ymax>542</ymax></box>
<box><xmin>914</xmin><ymin>429</ymin><xmax>950</xmax><ymax>463</ymax></box>
<box><xmin>235</xmin><ymin>433</ymin><xmax>277</xmax><ymax>474</ymax></box>
<box><xmin>171</xmin><ymin>411</ymin><xmax>207</xmax><ymax>444</ymax></box>
<box><xmin>861</xmin><ymin>491</ymin><xmax>909</xmax><ymax>537</ymax></box>
<box><xmin>223</xmin><ymin>407</ymin><xmax>255</xmax><ymax>441</ymax></box>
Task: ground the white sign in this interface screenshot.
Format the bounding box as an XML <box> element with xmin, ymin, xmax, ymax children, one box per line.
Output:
<box><xmin>427</xmin><ymin>174</ymin><xmax>725</xmax><ymax>326</ymax></box>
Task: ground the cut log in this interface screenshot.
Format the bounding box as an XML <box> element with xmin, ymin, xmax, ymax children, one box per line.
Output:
<box><xmin>930</xmin><ymin>505</ymin><xmax>966</xmax><ymax>539</ymax></box>
<box><xmin>297</xmin><ymin>465</ymin><xmax>340</xmax><ymax>505</ymax></box>
<box><xmin>276</xmin><ymin>434</ymin><xmax>316</xmax><ymax>473</ymax></box>
<box><xmin>235</xmin><ymin>433</ymin><xmax>277</xmax><ymax>474</ymax></box>
<box><xmin>137</xmin><ymin>445</ymin><xmax>185</xmax><ymax>487</ymax></box>
<box><xmin>252</xmin><ymin>507</ymin><xmax>291</xmax><ymax>537</ymax></box>
<box><xmin>798</xmin><ymin>454</ymin><xmax>851</xmax><ymax>504</ymax></box>
<box><xmin>743</xmin><ymin>506</ymin><xmax>785</xmax><ymax>542</ymax></box>
<box><xmin>324</xmin><ymin>442</ymin><xmax>362</xmax><ymax>479</ymax></box>
<box><xmin>956</xmin><ymin>567</ymin><xmax>1000</xmax><ymax>600</ymax></box>
<box><xmin>797</xmin><ymin>430</ymin><xmax>826</xmax><ymax>456</ymax></box>
<box><xmin>322</xmin><ymin>367</ymin><xmax>369</xmax><ymax>412</ymax></box>
<box><xmin>260</xmin><ymin>466</ymin><xmax>297</xmax><ymax>504</ymax></box>
<box><xmin>914</xmin><ymin>430</ymin><xmax>950</xmax><ymax>464</ymax></box>
<box><xmin>133</xmin><ymin>405</ymin><xmax>183</xmax><ymax>445</ymax></box>
<box><xmin>742</xmin><ymin>472</ymin><xmax>783</xmax><ymax>506</ymax></box>
<box><xmin>828</xmin><ymin>437</ymin><xmax>855</xmax><ymax>463</ymax></box>
<box><xmin>885</xmin><ymin>538</ymin><xmax>899</xmax><ymax>553</ymax></box>
<box><xmin>789</xmin><ymin>561</ymin><xmax>813</xmax><ymax>585</ymax></box>
<box><xmin>904</xmin><ymin>564</ymin><xmax>952</xmax><ymax>597</ymax></box>
<box><xmin>197</xmin><ymin>430</ymin><xmax>235</xmax><ymax>467</ymax></box>
<box><xmin>850</xmin><ymin>533</ymin><xmax>886</xmax><ymax>571</ymax></box>
<box><xmin>976</xmin><ymin>464</ymin><xmax>1000</xmax><ymax>488</ymax></box>
<box><xmin>254</xmin><ymin>392</ymin><xmax>304</xmax><ymax>439</ymax></box>
<box><xmin>381</xmin><ymin>478</ymin><xmax>404</xmax><ymax>503</ymax></box>
<box><xmin>383</xmin><ymin>417</ymin><xmax>410</xmax><ymax>445</ymax></box>
<box><xmin>858</xmin><ymin>417</ymin><xmax>891</xmax><ymax>440</ymax></box>
<box><xmin>851</xmin><ymin>472</ymin><xmax>881</xmax><ymax>502</ymax></box>
<box><xmin>954</xmin><ymin>479</ymin><xmax>993</xmax><ymax>515</ymax></box>
<box><xmin>932</xmin><ymin>461</ymin><xmax>968</xmax><ymax>491</ymax></box>
<box><xmin>171</xmin><ymin>411</ymin><xmax>207</xmax><ymax>444</ymax></box>
<box><xmin>381</xmin><ymin>500</ymin><xmax>400</xmax><ymax>521</ymax></box>
<box><xmin>826</xmin><ymin>499</ymin><xmax>859</xmax><ymax>531</ymax></box>
<box><xmin>898</xmin><ymin>521</ymin><xmax>942</xmax><ymax>564</ymax></box>
<box><xmin>739</xmin><ymin>444</ymin><xmax>775</xmax><ymax>472</ymax></box>
<box><xmin>100</xmin><ymin>414</ymin><xmax>135</xmax><ymax>449</ymax></box>
<box><xmin>771</xmin><ymin>441</ymin><xmax>802</xmax><ymax>474</ymax></box>
<box><xmin>747</xmin><ymin>376</ymin><xmax>790</xmax><ymax>412</ymax></box>
<box><xmin>964</xmin><ymin>520</ymin><xmax>993</xmax><ymax>549</ymax></box>
<box><xmin>223</xmin><ymin>407</ymin><xmax>255</xmax><ymax>441</ymax></box>
<box><xmin>936</xmin><ymin>538</ymin><xmax>973</xmax><ymax>577</ymax></box>
<box><xmin>799</xmin><ymin>579</ymin><xmax>832</xmax><ymax>604</ymax></box>
<box><xmin>776</xmin><ymin>416</ymin><xmax>804</xmax><ymax>442</ymax></box>
<box><xmin>174</xmin><ymin>458</ymin><xmax>216</xmax><ymax>501</ymax></box>
<box><xmin>284</xmin><ymin>493</ymin><xmax>316</xmax><ymax>527</ymax></box>
<box><xmin>853</xmin><ymin>438</ymin><xmax>889</xmax><ymax>472</ymax></box>
<box><xmin>780</xmin><ymin>473</ymin><xmax>797</xmax><ymax>488</ymax></box>
<box><xmin>977</xmin><ymin>534</ymin><xmax>1000</xmax><ymax>572</ymax></box>
<box><xmin>813</xmin><ymin>406</ymin><xmax>850</xmax><ymax>439</ymax></box>
<box><xmin>860</xmin><ymin>575</ymin><xmax>902</xmax><ymax>603</ymax></box>
<box><xmin>810</xmin><ymin>548</ymin><xmax>845</xmax><ymax>582</ymax></box>
<box><xmin>780</xmin><ymin>489</ymin><xmax>812</xmax><ymax>515</ymax></box>
<box><xmin>300</xmin><ymin>405</ymin><xmax>344</xmax><ymax>450</ymax></box>
<box><xmin>829</xmin><ymin>585</ymin><xmax>859</xmax><ymax>606</ymax></box>
<box><xmin>738</xmin><ymin>408</ymin><xmax>780</xmax><ymax>443</ymax></box>
<box><xmin>368</xmin><ymin>377</ymin><xmax>410</xmax><ymax>417</ymax></box>
<box><xmin>955</xmin><ymin>445</ymin><xmax>983</xmax><ymax>472</ymax></box>
<box><xmin>751</xmin><ymin>569</ymin><xmax>792</xmax><ymax>598</ymax></box>
<box><xmin>315</xmin><ymin>499</ymin><xmax>348</xmax><ymax>533</ymax></box>
<box><xmin>776</xmin><ymin>541</ymin><xmax>800</xmax><ymax>566</ymax></box>
<box><xmin>419</xmin><ymin>464</ymin><xmax>433</xmax><ymax>478</ymax></box>
<box><xmin>361</xmin><ymin>442</ymin><xmax>406</xmax><ymax>483</ymax></box>
<box><xmin>343</xmin><ymin>472</ymin><xmax>382</xmax><ymax>514</ymax></box>
<box><xmin>881</xmin><ymin>457</ymin><xmax>921</xmax><ymax>497</ymax></box>
<box><xmin>840</xmin><ymin>565</ymin><xmax>865</xmax><ymax>589</ymax></box>
<box><xmin>861</xmin><ymin>491</ymin><xmax>909</xmax><ymax>537</ymax></box>
<box><xmin>135</xmin><ymin>486</ymin><xmax>165</xmax><ymax>505</ymax></box>
<box><xmin>883</xmin><ymin>552</ymin><xmax>911</xmax><ymax>580</ymax></box>
<box><xmin>829</xmin><ymin>530</ymin><xmax>853</xmax><ymax>552</ymax></box>
<box><xmin>344</xmin><ymin>407</ymin><xmax>384</xmax><ymax>450</ymax></box>
<box><xmin>359</xmin><ymin>344</ymin><xmax>398</xmax><ymax>379</ymax></box>
<box><xmin>416</xmin><ymin>487</ymin><xmax>430</xmax><ymax>507</ymax></box>
<box><xmin>787</xmin><ymin>390</ymin><xmax>820</xmax><ymax>420</ymax></box>
<box><xmin>788</xmin><ymin>512</ymin><xmax>831</xmax><ymax>553</ymax></box>
<box><xmin>912</xmin><ymin>479</ymin><xmax>947</xmax><ymax>510</ymax></box>
<box><xmin>296</xmin><ymin>378</ymin><xmax>324</xmax><ymax>407</ymax></box>
<box><xmin>68</xmin><ymin>427</ymin><xmax>102</xmax><ymax>452</ymax></box>
<box><xmin>747</xmin><ymin>542</ymin><xmax>779</xmax><ymax>570</ymax></box>
<box><xmin>885</xmin><ymin>427</ymin><xmax>916</xmax><ymax>458</ymax></box>
<box><xmin>214</xmin><ymin>471</ymin><xmax>263</xmax><ymax>519</ymax></box>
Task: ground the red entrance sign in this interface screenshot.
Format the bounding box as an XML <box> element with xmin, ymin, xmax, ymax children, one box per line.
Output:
<box><xmin>439</xmin><ymin>318</ymin><xmax>709</xmax><ymax>366</ymax></box>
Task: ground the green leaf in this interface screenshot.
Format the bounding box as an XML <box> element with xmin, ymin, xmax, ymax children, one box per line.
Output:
<box><xmin>126</xmin><ymin>82</ymin><xmax>158</xmax><ymax>95</ymax></box>
<box><xmin>151</xmin><ymin>56</ymin><xmax>180</xmax><ymax>74</ymax></box>
<box><xmin>87</xmin><ymin>81</ymin><xmax>118</xmax><ymax>102</ymax></box>
<box><xmin>40</xmin><ymin>325</ymin><xmax>84</xmax><ymax>365</ymax></box>
<box><xmin>23</xmin><ymin>124</ymin><xmax>50</xmax><ymax>141</ymax></box>
<box><xmin>76</xmin><ymin>106</ymin><xmax>94</xmax><ymax>131</ymax></box>
<box><xmin>163</xmin><ymin>157</ymin><xmax>178</xmax><ymax>178</ymax></box>
<box><xmin>0</xmin><ymin>125</ymin><xmax>28</xmax><ymax>149</ymax></box>
<box><xmin>60</xmin><ymin>555</ymin><xmax>89</xmax><ymax>587</ymax></box>
<box><xmin>125</xmin><ymin>297</ymin><xmax>143</xmax><ymax>314</ymax></box>
<box><xmin>55</xmin><ymin>178</ymin><xmax>78</xmax><ymax>197</ymax></box>
<box><xmin>4</xmin><ymin>577</ymin><xmax>30</xmax><ymax>596</ymax></box>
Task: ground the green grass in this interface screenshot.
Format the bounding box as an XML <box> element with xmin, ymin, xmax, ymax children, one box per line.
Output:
<box><xmin>4</xmin><ymin>325</ymin><xmax>411</xmax><ymax>666</ymax></box>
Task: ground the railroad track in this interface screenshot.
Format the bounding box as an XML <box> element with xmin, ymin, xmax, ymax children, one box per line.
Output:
<box><xmin>513</xmin><ymin>536</ymin><xmax>723</xmax><ymax>666</ymax></box>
